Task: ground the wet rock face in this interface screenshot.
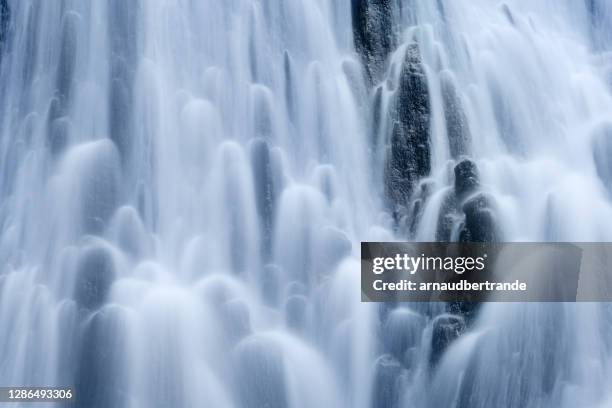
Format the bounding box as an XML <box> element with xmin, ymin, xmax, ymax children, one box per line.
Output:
<box><xmin>21</xmin><ymin>4</ymin><xmax>39</xmax><ymax>86</ymax></box>
<box><xmin>283</xmin><ymin>51</ymin><xmax>296</xmax><ymax>122</ymax></box>
<box><xmin>385</xmin><ymin>43</ymin><xmax>431</xmax><ymax>215</ymax></box>
<box><xmin>351</xmin><ymin>0</ymin><xmax>395</xmax><ymax>83</ymax></box>
<box><xmin>0</xmin><ymin>0</ymin><xmax>9</xmax><ymax>51</ymax></box>
<box><xmin>250</xmin><ymin>138</ymin><xmax>277</xmax><ymax>259</ymax></box>
<box><xmin>435</xmin><ymin>191</ymin><xmax>457</xmax><ymax>242</ymax></box>
<box><xmin>454</xmin><ymin>159</ymin><xmax>479</xmax><ymax>199</ymax></box>
<box><xmin>587</xmin><ymin>0</ymin><xmax>612</xmax><ymax>50</ymax></box>
<box><xmin>441</xmin><ymin>70</ymin><xmax>471</xmax><ymax>158</ymax></box>
<box><xmin>429</xmin><ymin>314</ymin><xmax>465</xmax><ymax>366</ymax></box>
<box><xmin>459</xmin><ymin>193</ymin><xmax>497</xmax><ymax>243</ymax></box>
<box><xmin>372</xmin><ymin>85</ymin><xmax>384</xmax><ymax>142</ymax></box>
<box><xmin>435</xmin><ymin>161</ymin><xmax>497</xmax><ymax>320</ymax></box>
<box><xmin>435</xmin><ymin>160</ymin><xmax>497</xmax><ymax>243</ymax></box>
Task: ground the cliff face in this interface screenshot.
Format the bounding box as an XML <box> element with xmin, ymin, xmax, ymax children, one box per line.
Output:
<box><xmin>384</xmin><ymin>43</ymin><xmax>431</xmax><ymax>221</ymax></box>
<box><xmin>351</xmin><ymin>0</ymin><xmax>395</xmax><ymax>84</ymax></box>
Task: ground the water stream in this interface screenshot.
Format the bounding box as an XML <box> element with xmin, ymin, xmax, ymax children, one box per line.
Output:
<box><xmin>0</xmin><ymin>1</ymin><xmax>611</xmax><ymax>407</ymax></box>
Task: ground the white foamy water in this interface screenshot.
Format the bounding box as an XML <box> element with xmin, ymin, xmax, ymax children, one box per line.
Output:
<box><xmin>0</xmin><ymin>1</ymin><xmax>611</xmax><ymax>407</ymax></box>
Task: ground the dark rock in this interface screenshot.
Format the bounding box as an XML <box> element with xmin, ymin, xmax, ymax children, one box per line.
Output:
<box><xmin>447</xmin><ymin>301</ymin><xmax>480</xmax><ymax>322</ymax></box>
<box><xmin>371</xmin><ymin>354</ymin><xmax>405</xmax><ymax>408</ymax></box>
<box><xmin>459</xmin><ymin>193</ymin><xmax>497</xmax><ymax>243</ymax></box>
<box><xmin>430</xmin><ymin>314</ymin><xmax>465</xmax><ymax>366</ymax></box>
<box><xmin>440</xmin><ymin>70</ymin><xmax>470</xmax><ymax>158</ymax></box>
<box><xmin>407</xmin><ymin>180</ymin><xmax>434</xmax><ymax>235</ymax></box>
<box><xmin>587</xmin><ymin>0</ymin><xmax>612</xmax><ymax>51</ymax></box>
<box><xmin>247</xmin><ymin>8</ymin><xmax>260</xmax><ymax>82</ymax></box>
<box><xmin>0</xmin><ymin>0</ymin><xmax>9</xmax><ymax>52</ymax></box>
<box><xmin>435</xmin><ymin>190</ymin><xmax>457</xmax><ymax>242</ymax></box>
<box><xmin>74</xmin><ymin>244</ymin><xmax>116</xmax><ymax>310</ymax></box>
<box><xmin>75</xmin><ymin>306</ymin><xmax>128</xmax><ymax>408</ymax></box>
<box><xmin>250</xmin><ymin>138</ymin><xmax>277</xmax><ymax>259</ymax></box>
<box><xmin>372</xmin><ymin>85</ymin><xmax>384</xmax><ymax>145</ymax></box>
<box><xmin>592</xmin><ymin>122</ymin><xmax>612</xmax><ymax>194</ymax></box>
<box><xmin>351</xmin><ymin>0</ymin><xmax>395</xmax><ymax>83</ymax></box>
<box><xmin>232</xmin><ymin>336</ymin><xmax>287</xmax><ymax>408</ymax></box>
<box><xmin>283</xmin><ymin>51</ymin><xmax>296</xmax><ymax>122</ymax></box>
<box><xmin>406</xmin><ymin>199</ymin><xmax>422</xmax><ymax>235</ymax></box>
<box><xmin>385</xmin><ymin>43</ymin><xmax>431</xmax><ymax>215</ymax></box>
<box><xmin>442</xmin><ymin>161</ymin><xmax>491</xmax><ymax>319</ymax></box>
<box><xmin>434</xmin><ymin>159</ymin><xmax>497</xmax><ymax>244</ymax></box>
<box><xmin>500</xmin><ymin>3</ymin><xmax>516</xmax><ymax>26</ymax></box>
<box><xmin>454</xmin><ymin>159</ymin><xmax>479</xmax><ymax>200</ymax></box>
<box><xmin>21</xmin><ymin>5</ymin><xmax>40</xmax><ymax>87</ymax></box>
<box><xmin>387</xmin><ymin>128</ymin><xmax>415</xmax><ymax>217</ymax></box>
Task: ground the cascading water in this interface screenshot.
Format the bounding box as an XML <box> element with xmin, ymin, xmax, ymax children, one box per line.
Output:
<box><xmin>0</xmin><ymin>0</ymin><xmax>611</xmax><ymax>407</ymax></box>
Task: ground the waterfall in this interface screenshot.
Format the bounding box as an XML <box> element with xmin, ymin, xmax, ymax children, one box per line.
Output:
<box><xmin>0</xmin><ymin>0</ymin><xmax>611</xmax><ymax>407</ymax></box>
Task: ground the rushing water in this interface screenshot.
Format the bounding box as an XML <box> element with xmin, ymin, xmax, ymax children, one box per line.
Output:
<box><xmin>0</xmin><ymin>1</ymin><xmax>611</xmax><ymax>407</ymax></box>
